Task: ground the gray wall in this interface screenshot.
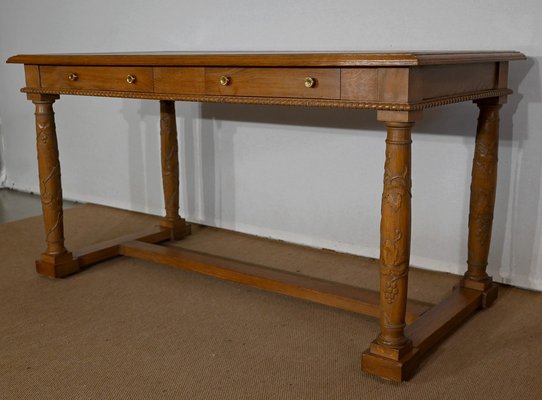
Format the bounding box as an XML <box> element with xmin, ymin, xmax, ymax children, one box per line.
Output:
<box><xmin>0</xmin><ymin>0</ymin><xmax>540</xmax><ymax>289</ymax></box>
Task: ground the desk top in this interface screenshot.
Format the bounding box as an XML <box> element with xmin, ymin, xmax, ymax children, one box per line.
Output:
<box><xmin>8</xmin><ymin>51</ymin><xmax>525</xmax><ymax>111</ymax></box>
<box><xmin>7</xmin><ymin>51</ymin><xmax>525</xmax><ymax>67</ymax></box>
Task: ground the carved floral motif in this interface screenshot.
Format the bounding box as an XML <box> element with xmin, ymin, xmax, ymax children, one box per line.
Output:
<box><xmin>37</xmin><ymin>122</ymin><xmax>51</xmax><ymax>145</ymax></box>
<box><xmin>382</xmin><ymin>147</ymin><xmax>411</xmax><ymax>210</ymax></box>
<box><xmin>380</xmin><ymin>144</ymin><xmax>411</xmax><ymax>305</ymax></box>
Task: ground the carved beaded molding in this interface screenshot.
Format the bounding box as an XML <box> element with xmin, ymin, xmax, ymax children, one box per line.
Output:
<box><xmin>22</xmin><ymin>87</ymin><xmax>512</xmax><ymax>111</ymax></box>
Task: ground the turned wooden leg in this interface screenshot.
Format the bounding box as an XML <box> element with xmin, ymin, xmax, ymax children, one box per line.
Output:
<box><xmin>461</xmin><ymin>98</ymin><xmax>502</xmax><ymax>305</ymax></box>
<box><xmin>159</xmin><ymin>100</ymin><xmax>189</xmax><ymax>240</ymax></box>
<box><xmin>30</xmin><ymin>94</ymin><xmax>79</xmax><ymax>278</ymax></box>
<box><xmin>362</xmin><ymin>111</ymin><xmax>421</xmax><ymax>381</ymax></box>
<box><xmin>375</xmin><ymin>121</ymin><xmax>413</xmax><ymax>352</ymax></box>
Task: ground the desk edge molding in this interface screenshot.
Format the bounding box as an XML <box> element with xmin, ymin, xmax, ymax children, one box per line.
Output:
<box><xmin>6</xmin><ymin>52</ymin><xmax>527</xmax><ymax>67</ymax></box>
<box><xmin>20</xmin><ymin>87</ymin><xmax>513</xmax><ymax>111</ymax></box>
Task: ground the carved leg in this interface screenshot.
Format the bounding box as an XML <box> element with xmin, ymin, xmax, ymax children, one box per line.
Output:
<box><xmin>461</xmin><ymin>98</ymin><xmax>502</xmax><ymax>306</ymax></box>
<box><xmin>30</xmin><ymin>94</ymin><xmax>79</xmax><ymax>278</ymax></box>
<box><xmin>376</xmin><ymin>121</ymin><xmax>413</xmax><ymax>351</ymax></box>
<box><xmin>159</xmin><ymin>100</ymin><xmax>189</xmax><ymax>240</ymax></box>
<box><xmin>362</xmin><ymin>111</ymin><xmax>421</xmax><ymax>381</ymax></box>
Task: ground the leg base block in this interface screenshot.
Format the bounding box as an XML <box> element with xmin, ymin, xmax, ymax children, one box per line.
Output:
<box><xmin>361</xmin><ymin>347</ymin><xmax>420</xmax><ymax>382</ymax></box>
<box><xmin>369</xmin><ymin>339</ymin><xmax>412</xmax><ymax>360</ymax></box>
<box><xmin>36</xmin><ymin>252</ymin><xmax>80</xmax><ymax>278</ymax></box>
<box><xmin>481</xmin><ymin>283</ymin><xmax>499</xmax><ymax>309</ymax></box>
<box><xmin>460</xmin><ymin>276</ymin><xmax>493</xmax><ymax>291</ymax></box>
<box><xmin>460</xmin><ymin>278</ymin><xmax>498</xmax><ymax>308</ymax></box>
<box><xmin>160</xmin><ymin>219</ymin><xmax>191</xmax><ymax>240</ymax></box>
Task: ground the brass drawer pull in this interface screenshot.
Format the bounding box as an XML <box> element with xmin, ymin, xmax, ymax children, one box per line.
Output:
<box><xmin>67</xmin><ymin>73</ymin><xmax>78</xmax><ymax>81</ymax></box>
<box><xmin>126</xmin><ymin>75</ymin><xmax>136</xmax><ymax>84</ymax></box>
<box><xmin>304</xmin><ymin>77</ymin><xmax>316</xmax><ymax>88</ymax></box>
<box><xmin>219</xmin><ymin>76</ymin><xmax>231</xmax><ymax>86</ymax></box>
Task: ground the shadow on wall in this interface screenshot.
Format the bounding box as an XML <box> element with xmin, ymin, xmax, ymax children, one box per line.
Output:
<box><xmin>194</xmin><ymin>103</ymin><xmax>383</xmax><ymax>229</ymax></box>
<box><xmin>414</xmin><ymin>58</ymin><xmax>537</xmax><ymax>285</ymax></box>
<box><xmin>176</xmin><ymin>103</ymin><xmax>200</xmax><ymax>223</ymax></box>
<box><xmin>500</xmin><ymin>57</ymin><xmax>541</xmax><ymax>286</ymax></box>
<box><xmin>0</xmin><ymin>118</ymin><xmax>6</xmax><ymax>186</ymax></box>
<box><xmin>120</xmin><ymin>99</ymin><xmax>161</xmax><ymax>214</ymax></box>
<box><xmin>179</xmin><ymin>103</ymin><xmax>219</xmax><ymax>226</ymax></box>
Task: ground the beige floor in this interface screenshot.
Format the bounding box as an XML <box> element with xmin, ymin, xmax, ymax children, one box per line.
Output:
<box><xmin>1</xmin><ymin>203</ymin><xmax>541</xmax><ymax>399</ymax></box>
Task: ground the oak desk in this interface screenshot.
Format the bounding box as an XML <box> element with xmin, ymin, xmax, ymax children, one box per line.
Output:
<box><xmin>7</xmin><ymin>51</ymin><xmax>525</xmax><ymax>381</ymax></box>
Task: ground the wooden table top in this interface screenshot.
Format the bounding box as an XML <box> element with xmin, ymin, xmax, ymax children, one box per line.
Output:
<box><xmin>9</xmin><ymin>50</ymin><xmax>526</xmax><ymax>111</ymax></box>
<box><xmin>7</xmin><ymin>51</ymin><xmax>525</xmax><ymax>67</ymax></box>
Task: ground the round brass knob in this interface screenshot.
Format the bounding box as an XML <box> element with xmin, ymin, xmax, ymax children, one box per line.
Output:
<box><xmin>67</xmin><ymin>73</ymin><xmax>78</xmax><ymax>81</ymax></box>
<box><xmin>219</xmin><ymin>76</ymin><xmax>230</xmax><ymax>86</ymax></box>
<box><xmin>126</xmin><ymin>75</ymin><xmax>136</xmax><ymax>84</ymax></box>
<box><xmin>304</xmin><ymin>77</ymin><xmax>316</xmax><ymax>88</ymax></box>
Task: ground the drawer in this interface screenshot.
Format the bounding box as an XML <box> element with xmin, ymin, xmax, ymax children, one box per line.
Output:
<box><xmin>154</xmin><ymin>67</ymin><xmax>205</xmax><ymax>94</ymax></box>
<box><xmin>40</xmin><ymin>66</ymin><xmax>153</xmax><ymax>92</ymax></box>
<box><xmin>205</xmin><ymin>68</ymin><xmax>340</xmax><ymax>99</ymax></box>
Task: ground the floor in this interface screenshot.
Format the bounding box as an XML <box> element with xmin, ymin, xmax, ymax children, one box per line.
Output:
<box><xmin>0</xmin><ymin>188</ymin><xmax>78</xmax><ymax>223</ymax></box>
<box><xmin>1</xmin><ymin>202</ymin><xmax>541</xmax><ymax>399</ymax></box>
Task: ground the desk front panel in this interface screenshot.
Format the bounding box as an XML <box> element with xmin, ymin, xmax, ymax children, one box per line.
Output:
<box><xmin>23</xmin><ymin>62</ymin><xmax>509</xmax><ymax>110</ymax></box>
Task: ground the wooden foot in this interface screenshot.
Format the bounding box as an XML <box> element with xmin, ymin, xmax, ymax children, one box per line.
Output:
<box><xmin>480</xmin><ymin>283</ymin><xmax>499</xmax><ymax>309</ymax></box>
<box><xmin>36</xmin><ymin>253</ymin><xmax>79</xmax><ymax>278</ymax></box>
<box><xmin>159</xmin><ymin>219</ymin><xmax>191</xmax><ymax>240</ymax></box>
<box><xmin>159</xmin><ymin>100</ymin><xmax>189</xmax><ymax>240</ymax></box>
<box><xmin>361</xmin><ymin>347</ymin><xmax>419</xmax><ymax>382</ymax></box>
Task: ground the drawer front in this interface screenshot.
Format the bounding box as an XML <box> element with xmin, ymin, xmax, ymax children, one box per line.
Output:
<box><xmin>40</xmin><ymin>66</ymin><xmax>153</xmax><ymax>92</ymax></box>
<box><xmin>154</xmin><ymin>67</ymin><xmax>205</xmax><ymax>94</ymax></box>
<box><xmin>205</xmin><ymin>68</ymin><xmax>340</xmax><ymax>99</ymax></box>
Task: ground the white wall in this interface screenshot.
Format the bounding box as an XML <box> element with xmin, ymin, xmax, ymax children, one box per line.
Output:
<box><xmin>0</xmin><ymin>116</ymin><xmax>5</xmax><ymax>186</ymax></box>
<box><xmin>0</xmin><ymin>0</ymin><xmax>540</xmax><ymax>290</ymax></box>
